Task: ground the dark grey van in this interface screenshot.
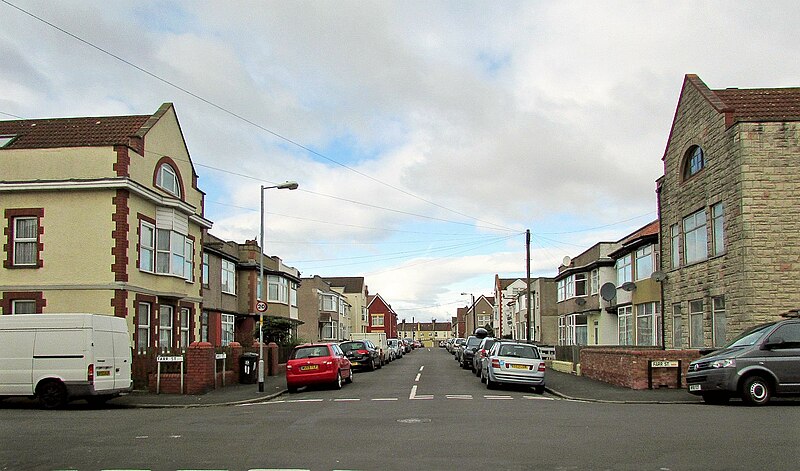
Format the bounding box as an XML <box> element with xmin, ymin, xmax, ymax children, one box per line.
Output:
<box><xmin>686</xmin><ymin>312</ymin><xmax>800</xmax><ymax>405</ymax></box>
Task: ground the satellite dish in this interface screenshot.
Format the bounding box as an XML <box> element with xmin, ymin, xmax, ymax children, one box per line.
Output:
<box><xmin>651</xmin><ymin>271</ymin><xmax>668</xmax><ymax>282</ymax></box>
<box><xmin>600</xmin><ymin>282</ymin><xmax>616</xmax><ymax>301</ymax></box>
<box><xmin>562</xmin><ymin>256</ymin><xmax>572</xmax><ymax>267</ymax></box>
<box><xmin>621</xmin><ymin>282</ymin><xmax>637</xmax><ymax>292</ymax></box>
<box><xmin>575</xmin><ymin>298</ymin><xmax>586</xmax><ymax>306</ymax></box>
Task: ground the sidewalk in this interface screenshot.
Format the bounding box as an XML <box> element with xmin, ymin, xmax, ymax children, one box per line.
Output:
<box><xmin>545</xmin><ymin>370</ymin><xmax>702</xmax><ymax>404</ymax></box>
<box><xmin>109</xmin><ymin>373</ymin><xmax>287</xmax><ymax>408</ymax></box>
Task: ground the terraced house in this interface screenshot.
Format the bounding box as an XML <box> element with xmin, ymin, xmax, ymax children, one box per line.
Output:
<box><xmin>0</xmin><ymin>103</ymin><xmax>212</xmax><ymax>352</ymax></box>
<box><xmin>658</xmin><ymin>74</ymin><xmax>800</xmax><ymax>349</ymax></box>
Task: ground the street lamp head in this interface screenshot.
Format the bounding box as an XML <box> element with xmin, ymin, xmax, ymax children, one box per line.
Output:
<box><xmin>276</xmin><ymin>181</ymin><xmax>299</xmax><ymax>190</ymax></box>
<box><xmin>460</xmin><ymin>292</ymin><xmax>470</xmax><ymax>296</ymax></box>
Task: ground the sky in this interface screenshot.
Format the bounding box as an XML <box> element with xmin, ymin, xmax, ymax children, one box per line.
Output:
<box><xmin>2</xmin><ymin>0</ymin><xmax>800</xmax><ymax>323</ymax></box>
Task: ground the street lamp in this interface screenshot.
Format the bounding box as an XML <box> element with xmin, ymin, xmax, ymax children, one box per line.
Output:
<box><xmin>258</xmin><ymin>181</ymin><xmax>298</xmax><ymax>393</ymax></box>
<box><xmin>461</xmin><ymin>292</ymin><xmax>476</xmax><ymax>335</ymax></box>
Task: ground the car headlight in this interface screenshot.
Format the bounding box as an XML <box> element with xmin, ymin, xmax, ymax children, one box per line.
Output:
<box><xmin>709</xmin><ymin>359</ymin><xmax>735</xmax><ymax>368</ymax></box>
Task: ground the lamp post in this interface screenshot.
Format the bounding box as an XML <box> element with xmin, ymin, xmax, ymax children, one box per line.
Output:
<box><xmin>258</xmin><ymin>181</ymin><xmax>298</xmax><ymax>393</ymax></box>
<box><xmin>461</xmin><ymin>292</ymin><xmax>476</xmax><ymax>335</ymax></box>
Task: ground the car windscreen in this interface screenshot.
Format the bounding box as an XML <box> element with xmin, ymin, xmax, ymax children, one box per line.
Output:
<box><xmin>482</xmin><ymin>340</ymin><xmax>497</xmax><ymax>350</ymax></box>
<box><xmin>724</xmin><ymin>322</ymin><xmax>776</xmax><ymax>348</ymax></box>
<box><xmin>339</xmin><ymin>342</ymin><xmax>365</xmax><ymax>352</ymax></box>
<box><xmin>292</xmin><ymin>346</ymin><xmax>329</xmax><ymax>359</ymax></box>
<box><xmin>497</xmin><ymin>344</ymin><xmax>539</xmax><ymax>359</ymax></box>
<box><xmin>466</xmin><ymin>337</ymin><xmax>482</xmax><ymax>347</ymax></box>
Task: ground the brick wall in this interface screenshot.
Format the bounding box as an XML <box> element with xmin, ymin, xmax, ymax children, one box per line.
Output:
<box><xmin>581</xmin><ymin>348</ymin><xmax>701</xmax><ymax>389</ymax></box>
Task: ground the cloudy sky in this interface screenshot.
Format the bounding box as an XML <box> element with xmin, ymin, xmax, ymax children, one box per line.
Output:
<box><xmin>2</xmin><ymin>0</ymin><xmax>799</xmax><ymax>322</ymax></box>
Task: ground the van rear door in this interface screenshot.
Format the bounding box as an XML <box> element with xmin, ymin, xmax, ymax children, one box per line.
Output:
<box><xmin>91</xmin><ymin>328</ymin><xmax>116</xmax><ymax>393</ymax></box>
<box><xmin>112</xmin><ymin>328</ymin><xmax>132</xmax><ymax>391</ymax></box>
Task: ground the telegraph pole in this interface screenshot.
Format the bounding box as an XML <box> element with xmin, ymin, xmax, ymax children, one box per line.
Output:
<box><xmin>526</xmin><ymin>229</ymin><xmax>532</xmax><ymax>343</ymax></box>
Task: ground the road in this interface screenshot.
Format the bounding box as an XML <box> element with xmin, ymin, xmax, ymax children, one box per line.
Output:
<box><xmin>1</xmin><ymin>347</ymin><xmax>799</xmax><ymax>470</ymax></box>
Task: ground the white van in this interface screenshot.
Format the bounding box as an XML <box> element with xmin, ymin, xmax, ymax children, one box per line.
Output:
<box><xmin>0</xmin><ymin>313</ymin><xmax>132</xmax><ymax>408</ymax></box>
<box><xmin>349</xmin><ymin>332</ymin><xmax>390</xmax><ymax>364</ymax></box>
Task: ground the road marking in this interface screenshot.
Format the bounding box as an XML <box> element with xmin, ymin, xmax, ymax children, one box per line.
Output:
<box><xmin>134</xmin><ymin>436</ymin><xmax>149</xmax><ymax>439</ymax></box>
<box><xmin>446</xmin><ymin>394</ymin><xmax>473</xmax><ymax>400</ymax></box>
<box><xmin>334</xmin><ymin>398</ymin><xmax>361</xmax><ymax>402</ymax></box>
<box><xmin>523</xmin><ymin>395</ymin><xmax>556</xmax><ymax>401</ymax></box>
<box><xmin>286</xmin><ymin>399</ymin><xmax>324</xmax><ymax>403</ymax></box>
<box><xmin>415</xmin><ymin>373</ymin><xmax>421</xmax><ymax>382</ymax></box>
<box><xmin>419</xmin><ymin>366</ymin><xmax>424</xmax><ymax>372</ymax></box>
<box><xmin>484</xmin><ymin>395</ymin><xmax>513</xmax><ymax>400</ymax></box>
<box><xmin>409</xmin><ymin>385</ymin><xmax>433</xmax><ymax>400</ymax></box>
<box><xmin>371</xmin><ymin>397</ymin><xmax>399</xmax><ymax>401</ymax></box>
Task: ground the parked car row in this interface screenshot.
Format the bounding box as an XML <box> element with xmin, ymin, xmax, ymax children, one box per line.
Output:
<box><xmin>286</xmin><ymin>338</ymin><xmax>418</xmax><ymax>393</ymax></box>
<box><xmin>448</xmin><ymin>333</ymin><xmax>547</xmax><ymax>394</ymax></box>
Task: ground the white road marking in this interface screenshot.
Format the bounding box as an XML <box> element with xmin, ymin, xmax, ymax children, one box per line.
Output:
<box><xmin>523</xmin><ymin>395</ymin><xmax>556</xmax><ymax>401</ymax></box>
<box><xmin>334</xmin><ymin>398</ymin><xmax>361</xmax><ymax>402</ymax></box>
<box><xmin>371</xmin><ymin>397</ymin><xmax>399</xmax><ymax>401</ymax></box>
<box><xmin>408</xmin><ymin>385</ymin><xmax>433</xmax><ymax>400</ymax></box>
<box><xmin>446</xmin><ymin>394</ymin><xmax>473</xmax><ymax>400</ymax></box>
<box><xmin>414</xmin><ymin>373</ymin><xmax>421</xmax><ymax>382</ymax></box>
<box><xmin>419</xmin><ymin>366</ymin><xmax>424</xmax><ymax>372</ymax></box>
<box><xmin>286</xmin><ymin>399</ymin><xmax>324</xmax><ymax>403</ymax></box>
<box><xmin>134</xmin><ymin>436</ymin><xmax>149</xmax><ymax>439</ymax></box>
<box><xmin>484</xmin><ymin>395</ymin><xmax>513</xmax><ymax>400</ymax></box>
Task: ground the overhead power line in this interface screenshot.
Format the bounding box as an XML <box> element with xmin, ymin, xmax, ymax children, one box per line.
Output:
<box><xmin>1</xmin><ymin>0</ymin><xmax>515</xmax><ymax>233</ymax></box>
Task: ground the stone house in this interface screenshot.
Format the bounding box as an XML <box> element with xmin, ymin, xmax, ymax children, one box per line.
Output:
<box><xmin>657</xmin><ymin>74</ymin><xmax>800</xmax><ymax>349</ymax></box>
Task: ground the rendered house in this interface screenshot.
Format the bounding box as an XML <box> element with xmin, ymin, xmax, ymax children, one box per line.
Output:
<box><xmin>657</xmin><ymin>74</ymin><xmax>800</xmax><ymax>349</ymax></box>
<box><xmin>296</xmin><ymin>275</ymin><xmax>351</xmax><ymax>342</ymax></box>
<box><xmin>0</xmin><ymin>103</ymin><xmax>212</xmax><ymax>352</ymax></box>
<box><xmin>322</xmin><ymin>276</ymin><xmax>368</xmax><ymax>335</ymax></box>
<box><xmin>493</xmin><ymin>277</ymin><xmax>527</xmax><ymax>339</ymax></box>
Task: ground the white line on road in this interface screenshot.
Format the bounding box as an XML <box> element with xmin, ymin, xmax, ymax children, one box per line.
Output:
<box><xmin>523</xmin><ymin>395</ymin><xmax>556</xmax><ymax>401</ymax></box>
<box><xmin>286</xmin><ymin>399</ymin><xmax>324</xmax><ymax>403</ymax></box>
<box><xmin>484</xmin><ymin>395</ymin><xmax>513</xmax><ymax>400</ymax></box>
<box><xmin>414</xmin><ymin>373</ymin><xmax>421</xmax><ymax>382</ymax></box>
<box><xmin>446</xmin><ymin>395</ymin><xmax>473</xmax><ymax>400</ymax></box>
<box><xmin>408</xmin><ymin>385</ymin><xmax>433</xmax><ymax>400</ymax></box>
<box><xmin>371</xmin><ymin>398</ymin><xmax>399</xmax><ymax>401</ymax></box>
<box><xmin>334</xmin><ymin>398</ymin><xmax>361</xmax><ymax>402</ymax></box>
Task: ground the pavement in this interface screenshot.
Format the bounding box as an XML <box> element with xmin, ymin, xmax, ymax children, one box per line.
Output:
<box><xmin>101</xmin><ymin>369</ymin><xmax>701</xmax><ymax>409</ymax></box>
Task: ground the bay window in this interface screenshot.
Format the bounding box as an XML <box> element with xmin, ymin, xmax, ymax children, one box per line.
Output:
<box><xmin>618</xmin><ymin>306</ymin><xmax>633</xmax><ymax>345</ymax></box>
<box><xmin>616</xmin><ymin>254</ymin><xmax>632</xmax><ymax>285</ymax></box>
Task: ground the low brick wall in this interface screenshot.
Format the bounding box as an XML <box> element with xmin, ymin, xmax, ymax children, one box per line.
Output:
<box><xmin>580</xmin><ymin>348</ymin><xmax>702</xmax><ymax>389</ymax></box>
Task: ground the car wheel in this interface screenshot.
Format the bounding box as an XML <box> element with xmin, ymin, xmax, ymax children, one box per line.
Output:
<box><xmin>333</xmin><ymin>371</ymin><xmax>343</xmax><ymax>390</ymax></box>
<box><xmin>368</xmin><ymin>358</ymin><xmax>376</xmax><ymax>372</ymax></box>
<box><xmin>37</xmin><ymin>380</ymin><xmax>67</xmax><ymax>409</ymax></box>
<box><xmin>377</xmin><ymin>357</ymin><xmax>383</xmax><ymax>369</ymax></box>
<box><xmin>287</xmin><ymin>385</ymin><xmax>298</xmax><ymax>394</ymax></box>
<box><xmin>486</xmin><ymin>375</ymin><xmax>496</xmax><ymax>390</ymax></box>
<box><xmin>345</xmin><ymin>369</ymin><xmax>354</xmax><ymax>384</ymax></box>
<box><xmin>741</xmin><ymin>376</ymin><xmax>771</xmax><ymax>406</ymax></box>
<box><xmin>701</xmin><ymin>392</ymin><xmax>730</xmax><ymax>405</ymax></box>
<box><xmin>533</xmin><ymin>386</ymin><xmax>545</xmax><ymax>395</ymax></box>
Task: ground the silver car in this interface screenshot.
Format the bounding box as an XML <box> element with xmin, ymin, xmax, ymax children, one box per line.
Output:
<box><xmin>481</xmin><ymin>341</ymin><xmax>545</xmax><ymax>393</ymax></box>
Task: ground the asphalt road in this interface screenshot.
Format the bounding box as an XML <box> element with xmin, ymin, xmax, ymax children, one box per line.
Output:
<box><xmin>2</xmin><ymin>348</ymin><xmax>799</xmax><ymax>470</ymax></box>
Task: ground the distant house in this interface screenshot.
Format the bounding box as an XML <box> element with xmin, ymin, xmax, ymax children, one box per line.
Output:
<box><xmin>297</xmin><ymin>275</ymin><xmax>351</xmax><ymax>342</ymax></box>
<box><xmin>657</xmin><ymin>74</ymin><xmax>800</xmax><ymax>349</ymax></box>
<box><xmin>322</xmin><ymin>276</ymin><xmax>367</xmax><ymax>335</ymax></box>
<box><xmin>0</xmin><ymin>103</ymin><xmax>212</xmax><ymax>352</ymax></box>
<box><xmin>367</xmin><ymin>293</ymin><xmax>397</xmax><ymax>338</ymax></box>
<box><xmin>494</xmin><ymin>277</ymin><xmax>528</xmax><ymax>339</ymax></box>
<box><xmin>505</xmin><ymin>277</ymin><xmax>557</xmax><ymax>343</ymax></box>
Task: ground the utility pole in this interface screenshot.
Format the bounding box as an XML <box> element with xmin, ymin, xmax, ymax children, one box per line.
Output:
<box><xmin>526</xmin><ymin>229</ymin><xmax>532</xmax><ymax>343</ymax></box>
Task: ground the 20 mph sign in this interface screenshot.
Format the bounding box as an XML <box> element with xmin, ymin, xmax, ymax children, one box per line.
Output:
<box><xmin>256</xmin><ymin>301</ymin><xmax>268</xmax><ymax>312</ymax></box>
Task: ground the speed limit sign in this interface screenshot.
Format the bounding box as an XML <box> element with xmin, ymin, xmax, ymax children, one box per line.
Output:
<box><xmin>256</xmin><ymin>301</ymin><xmax>268</xmax><ymax>312</ymax></box>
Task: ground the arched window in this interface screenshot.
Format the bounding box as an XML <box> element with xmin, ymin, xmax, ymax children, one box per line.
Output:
<box><xmin>156</xmin><ymin>163</ymin><xmax>181</xmax><ymax>197</ymax></box>
<box><xmin>683</xmin><ymin>145</ymin><xmax>705</xmax><ymax>180</ymax></box>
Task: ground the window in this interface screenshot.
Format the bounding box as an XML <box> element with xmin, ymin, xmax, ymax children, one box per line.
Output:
<box><xmin>180</xmin><ymin>308</ymin><xmax>190</xmax><ymax>350</ymax></box>
<box><xmin>575</xmin><ymin>273</ymin><xmax>587</xmax><ymax>297</ymax></box>
<box><xmin>13</xmin><ymin>217</ymin><xmax>38</xmax><ymax>266</ymax></box>
<box><xmin>616</xmin><ymin>254</ymin><xmax>632</xmax><ymax>285</ymax></box>
<box><xmin>156</xmin><ymin>228</ymin><xmax>171</xmax><ymax>274</ymax></box>
<box><xmin>11</xmin><ymin>300</ymin><xmax>36</xmax><ymax>314</ymax></box>
<box><xmin>156</xmin><ymin>163</ymin><xmax>181</xmax><ymax>197</ymax></box>
<box><xmin>221</xmin><ymin>314</ymin><xmax>234</xmax><ymax>346</ymax></box>
<box><xmin>557</xmin><ymin>279</ymin><xmax>567</xmax><ymax>302</ymax></box>
<box><xmin>183</xmin><ymin>238</ymin><xmax>193</xmax><ymax>280</ymax></box>
<box><xmin>712</xmin><ymin>296</ymin><xmax>726</xmax><ymax>347</ymax></box>
<box><xmin>636</xmin><ymin>302</ymin><xmax>661</xmax><ymax>346</ymax></box>
<box><xmin>159</xmin><ymin>305</ymin><xmax>174</xmax><ymax>351</ymax></box>
<box><xmin>221</xmin><ymin>259</ymin><xmax>236</xmax><ymax>294</ymax></box>
<box><xmin>566</xmin><ymin>314</ymin><xmax>588</xmax><ymax>345</ymax></box>
<box><xmin>590</xmin><ymin>269</ymin><xmax>599</xmax><ymax>295</ymax></box>
<box><xmin>689</xmin><ymin>299</ymin><xmax>704</xmax><ymax>348</ymax></box>
<box><xmin>268</xmin><ymin>276</ymin><xmax>288</xmax><ymax>304</ymax></box>
<box><xmin>202</xmin><ymin>252</ymin><xmax>209</xmax><ymax>286</ymax></box>
<box><xmin>683</xmin><ymin>145</ymin><xmax>705</xmax><ymax>180</ymax></box>
<box><xmin>140</xmin><ymin>222</ymin><xmax>155</xmax><ymax>272</ymax></box>
<box><xmin>618</xmin><ymin>306</ymin><xmax>633</xmax><ymax>345</ymax></box>
<box><xmin>372</xmin><ymin>314</ymin><xmax>385</xmax><ymax>327</ymax></box>
<box><xmin>290</xmin><ymin>282</ymin><xmax>298</xmax><ymax>307</ymax></box>
<box><xmin>712</xmin><ymin>202</ymin><xmax>725</xmax><ymax>256</ymax></box>
<box><xmin>565</xmin><ymin>276</ymin><xmax>574</xmax><ymax>299</ymax></box>
<box><xmin>558</xmin><ymin>316</ymin><xmax>566</xmax><ymax>345</ymax></box>
<box><xmin>137</xmin><ymin>302</ymin><xmax>151</xmax><ymax>352</ymax></box>
<box><xmin>635</xmin><ymin>245</ymin><xmax>654</xmax><ymax>281</ymax></box>
<box><xmin>321</xmin><ymin>321</ymin><xmax>337</xmax><ymax>340</ymax></box>
<box><xmin>200</xmin><ymin>311</ymin><xmax>209</xmax><ymax>343</ymax></box>
<box><xmin>672</xmin><ymin>303</ymin><xmax>683</xmax><ymax>348</ymax></box>
<box><xmin>321</xmin><ymin>294</ymin><xmax>338</xmax><ymax>312</ymax></box>
<box><xmin>0</xmin><ymin>134</ymin><xmax>18</xmax><ymax>147</ymax></box>
<box><xmin>683</xmin><ymin>210</ymin><xmax>707</xmax><ymax>264</ymax></box>
<box><xmin>670</xmin><ymin>224</ymin><xmax>680</xmax><ymax>269</ymax></box>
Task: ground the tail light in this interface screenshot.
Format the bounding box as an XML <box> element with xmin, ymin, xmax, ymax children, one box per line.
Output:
<box><xmin>324</xmin><ymin>360</ymin><xmax>333</xmax><ymax>366</ymax></box>
<box><xmin>538</xmin><ymin>363</ymin><xmax>546</xmax><ymax>372</ymax></box>
<box><xmin>87</xmin><ymin>364</ymin><xmax>94</xmax><ymax>384</ymax></box>
<box><xmin>491</xmin><ymin>359</ymin><xmax>501</xmax><ymax>368</ymax></box>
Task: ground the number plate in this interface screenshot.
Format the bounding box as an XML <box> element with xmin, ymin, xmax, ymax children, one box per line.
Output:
<box><xmin>300</xmin><ymin>365</ymin><xmax>319</xmax><ymax>371</ymax></box>
<box><xmin>511</xmin><ymin>364</ymin><xmax>528</xmax><ymax>370</ymax></box>
<box><xmin>350</xmin><ymin>361</ymin><xmax>360</xmax><ymax>366</ymax></box>
<box><xmin>97</xmin><ymin>370</ymin><xmax>112</xmax><ymax>377</ymax></box>
<box><xmin>689</xmin><ymin>384</ymin><xmax>701</xmax><ymax>392</ymax></box>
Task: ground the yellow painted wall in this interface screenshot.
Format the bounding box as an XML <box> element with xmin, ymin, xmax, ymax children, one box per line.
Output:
<box><xmin>0</xmin><ymin>147</ymin><xmax>116</xmax><ymax>181</ymax></box>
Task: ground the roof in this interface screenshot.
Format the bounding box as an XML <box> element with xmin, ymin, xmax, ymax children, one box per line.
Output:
<box><xmin>321</xmin><ymin>276</ymin><xmax>365</xmax><ymax>294</ymax></box>
<box><xmin>687</xmin><ymin>74</ymin><xmax>800</xmax><ymax>125</ymax></box>
<box><xmin>617</xmin><ymin>220</ymin><xmax>659</xmax><ymax>246</ymax></box>
<box><xmin>0</xmin><ymin>115</ymin><xmax>151</xmax><ymax>149</ymax></box>
<box><xmin>498</xmin><ymin>278</ymin><xmax>524</xmax><ymax>290</ymax></box>
<box><xmin>609</xmin><ymin>220</ymin><xmax>659</xmax><ymax>259</ymax></box>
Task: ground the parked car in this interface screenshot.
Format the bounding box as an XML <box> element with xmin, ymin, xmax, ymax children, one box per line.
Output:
<box><xmin>481</xmin><ymin>341</ymin><xmax>546</xmax><ymax>393</ymax></box>
<box><xmin>340</xmin><ymin>340</ymin><xmax>381</xmax><ymax>371</ymax></box>
<box><xmin>286</xmin><ymin>343</ymin><xmax>353</xmax><ymax>393</ymax></box>
<box><xmin>452</xmin><ymin>338</ymin><xmax>466</xmax><ymax>361</ymax></box>
<box><xmin>472</xmin><ymin>337</ymin><xmax>498</xmax><ymax>375</ymax></box>
<box><xmin>403</xmin><ymin>337</ymin><xmax>415</xmax><ymax>351</ymax></box>
<box><xmin>686</xmin><ymin>311</ymin><xmax>800</xmax><ymax>406</ymax></box>
<box><xmin>388</xmin><ymin>338</ymin><xmax>403</xmax><ymax>360</ymax></box>
<box><xmin>446</xmin><ymin>338</ymin><xmax>456</xmax><ymax>352</ymax></box>
<box><xmin>413</xmin><ymin>340</ymin><xmax>423</xmax><ymax>349</ymax></box>
<box><xmin>401</xmin><ymin>338</ymin><xmax>412</xmax><ymax>353</ymax></box>
<box><xmin>460</xmin><ymin>335</ymin><xmax>484</xmax><ymax>369</ymax></box>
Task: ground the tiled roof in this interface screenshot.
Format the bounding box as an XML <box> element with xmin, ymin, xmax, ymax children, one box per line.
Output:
<box><xmin>617</xmin><ymin>220</ymin><xmax>659</xmax><ymax>246</ymax></box>
<box><xmin>0</xmin><ymin>115</ymin><xmax>151</xmax><ymax>149</ymax></box>
<box><xmin>322</xmin><ymin>276</ymin><xmax>366</xmax><ymax>294</ymax></box>
<box><xmin>713</xmin><ymin>87</ymin><xmax>800</xmax><ymax>123</ymax></box>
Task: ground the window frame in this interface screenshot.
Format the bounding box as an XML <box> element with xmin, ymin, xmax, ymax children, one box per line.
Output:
<box><xmin>616</xmin><ymin>253</ymin><xmax>632</xmax><ymax>285</ymax></box>
<box><xmin>159</xmin><ymin>305</ymin><xmax>174</xmax><ymax>352</ymax></box>
<box><xmin>372</xmin><ymin>314</ymin><xmax>385</xmax><ymax>327</ymax></box>
<box><xmin>670</xmin><ymin>223</ymin><xmax>680</xmax><ymax>269</ymax></box>
<box><xmin>635</xmin><ymin>302</ymin><xmax>661</xmax><ymax>346</ymax></box>
<box><xmin>221</xmin><ymin>313</ymin><xmax>235</xmax><ymax>346</ymax></box>
<box><xmin>139</xmin><ymin>221</ymin><xmax>155</xmax><ymax>272</ymax></box>
<box><xmin>221</xmin><ymin>259</ymin><xmax>236</xmax><ymax>295</ymax></box>
<box><xmin>12</xmin><ymin>216</ymin><xmax>38</xmax><ymax>266</ymax></box>
<box><xmin>136</xmin><ymin>302</ymin><xmax>152</xmax><ymax>352</ymax></box>
<box><xmin>156</xmin><ymin>163</ymin><xmax>181</xmax><ymax>197</ymax></box>
<box><xmin>618</xmin><ymin>305</ymin><xmax>633</xmax><ymax>345</ymax></box>
<box><xmin>11</xmin><ymin>299</ymin><xmax>37</xmax><ymax>314</ymax></box>
<box><xmin>683</xmin><ymin>145</ymin><xmax>705</xmax><ymax>180</ymax></box>
<box><xmin>574</xmin><ymin>273</ymin><xmax>588</xmax><ymax>297</ymax></box>
<box><xmin>672</xmin><ymin>303</ymin><xmax>683</xmax><ymax>348</ymax></box>
<box><xmin>689</xmin><ymin>299</ymin><xmax>704</xmax><ymax>348</ymax></box>
<box><xmin>202</xmin><ymin>252</ymin><xmax>209</xmax><ymax>286</ymax></box>
<box><xmin>712</xmin><ymin>296</ymin><xmax>726</xmax><ymax>347</ymax></box>
<box><xmin>180</xmin><ymin>307</ymin><xmax>191</xmax><ymax>350</ymax></box>
<box><xmin>711</xmin><ymin>202</ymin><xmax>725</xmax><ymax>256</ymax></box>
<box><xmin>683</xmin><ymin>209</ymin><xmax>708</xmax><ymax>265</ymax></box>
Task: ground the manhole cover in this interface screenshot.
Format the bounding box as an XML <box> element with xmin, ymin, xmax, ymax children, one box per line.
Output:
<box><xmin>397</xmin><ymin>418</ymin><xmax>431</xmax><ymax>424</ymax></box>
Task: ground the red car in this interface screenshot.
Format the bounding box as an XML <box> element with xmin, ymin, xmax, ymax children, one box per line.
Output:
<box><xmin>286</xmin><ymin>343</ymin><xmax>353</xmax><ymax>393</ymax></box>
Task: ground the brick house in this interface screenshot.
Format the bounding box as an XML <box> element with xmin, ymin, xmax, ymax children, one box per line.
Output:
<box><xmin>366</xmin><ymin>293</ymin><xmax>397</xmax><ymax>338</ymax></box>
<box><xmin>0</xmin><ymin>103</ymin><xmax>212</xmax><ymax>353</ymax></box>
<box><xmin>657</xmin><ymin>74</ymin><xmax>800</xmax><ymax>349</ymax></box>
